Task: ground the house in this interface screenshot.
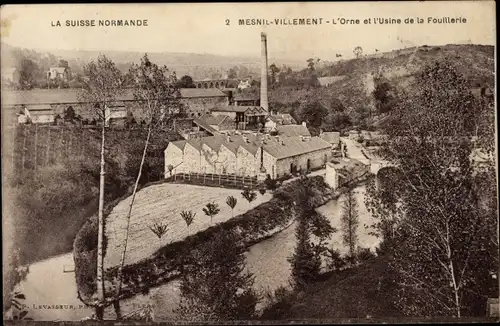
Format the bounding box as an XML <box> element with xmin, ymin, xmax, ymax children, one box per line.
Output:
<box><xmin>20</xmin><ymin>105</ymin><xmax>55</xmax><ymax>124</ymax></box>
<box><xmin>233</xmin><ymin>91</ymin><xmax>259</xmax><ymax>106</ymax></box>
<box><xmin>264</xmin><ymin>113</ymin><xmax>297</xmax><ymax>130</ymax></box>
<box><xmin>1</xmin><ymin>67</ymin><xmax>20</xmax><ymax>85</ymax></box>
<box><xmin>165</xmin><ymin>132</ymin><xmax>332</xmax><ymax>180</ymax></box>
<box><xmin>319</xmin><ymin>131</ymin><xmax>341</xmax><ymax>149</ymax></box>
<box><xmin>198</xmin><ymin>114</ymin><xmax>235</xmax><ymax>131</ymax></box>
<box><xmin>325</xmin><ymin>158</ymin><xmax>369</xmax><ymax>190</ymax></box>
<box><xmin>48</xmin><ymin>67</ymin><xmax>71</xmax><ymax>81</ymax></box>
<box><xmin>237</xmin><ymin>80</ymin><xmax>251</xmax><ymax>90</ymax></box>
<box><xmin>104</xmin><ymin>105</ymin><xmax>127</xmax><ymax>128</ymax></box>
<box><xmin>275</xmin><ymin>123</ymin><xmax>311</xmax><ymax>137</ymax></box>
<box><xmin>211</xmin><ymin>106</ymin><xmax>268</xmax><ymax>130</ymax></box>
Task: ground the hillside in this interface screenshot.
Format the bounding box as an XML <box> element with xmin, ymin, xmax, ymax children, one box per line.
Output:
<box><xmin>1</xmin><ymin>42</ymin><xmax>304</xmax><ymax>80</ymax></box>
<box><xmin>268</xmin><ymin>44</ymin><xmax>494</xmax><ymax>128</ymax></box>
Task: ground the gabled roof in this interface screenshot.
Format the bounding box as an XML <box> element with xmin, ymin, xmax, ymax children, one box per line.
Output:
<box><xmin>267</xmin><ymin>113</ymin><xmax>296</xmax><ymax>125</ymax></box>
<box><xmin>26</xmin><ymin>104</ymin><xmax>55</xmax><ymax>115</ymax></box>
<box><xmin>263</xmin><ymin>136</ymin><xmax>330</xmax><ymax>160</ymax></box>
<box><xmin>276</xmin><ymin>124</ymin><xmax>311</xmax><ymax>137</ymax></box>
<box><xmin>193</xmin><ymin>118</ymin><xmax>218</xmax><ymax>135</ymax></box>
<box><xmin>199</xmin><ymin>114</ymin><xmax>228</xmax><ymax>126</ymax></box>
<box><xmin>320</xmin><ymin>131</ymin><xmax>340</xmax><ymax>144</ymax></box>
<box><xmin>211</xmin><ymin>106</ymin><xmax>268</xmax><ymax>115</ymax></box>
<box><xmin>170</xmin><ymin>140</ymin><xmax>187</xmax><ymax>151</ymax></box>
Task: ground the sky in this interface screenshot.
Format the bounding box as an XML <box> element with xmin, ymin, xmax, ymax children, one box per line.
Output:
<box><xmin>0</xmin><ymin>2</ymin><xmax>496</xmax><ymax>61</ymax></box>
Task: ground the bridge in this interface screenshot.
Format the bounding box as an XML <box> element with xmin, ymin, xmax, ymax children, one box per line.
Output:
<box><xmin>193</xmin><ymin>79</ymin><xmax>233</xmax><ymax>89</ymax></box>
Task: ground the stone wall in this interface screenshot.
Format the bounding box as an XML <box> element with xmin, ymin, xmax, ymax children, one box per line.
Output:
<box><xmin>274</xmin><ymin>148</ymin><xmax>331</xmax><ymax>177</ymax></box>
<box><xmin>181</xmin><ymin>97</ymin><xmax>229</xmax><ymax>118</ymax></box>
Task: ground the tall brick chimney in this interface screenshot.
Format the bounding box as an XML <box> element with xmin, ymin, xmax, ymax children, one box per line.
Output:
<box><xmin>260</xmin><ymin>32</ymin><xmax>269</xmax><ymax>111</ymax></box>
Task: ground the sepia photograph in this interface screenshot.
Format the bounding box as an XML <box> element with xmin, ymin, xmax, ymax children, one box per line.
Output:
<box><xmin>1</xmin><ymin>1</ymin><xmax>497</xmax><ymax>323</ymax></box>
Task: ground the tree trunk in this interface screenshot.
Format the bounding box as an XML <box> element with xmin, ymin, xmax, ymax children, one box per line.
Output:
<box><xmin>113</xmin><ymin>300</ymin><xmax>122</xmax><ymax>320</ymax></box>
<box><xmin>34</xmin><ymin>124</ymin><xmax>38</xmax><ymax>172</ymax></box>
<box><xmin>96</xmin><ymin>121</ymin><xmax>106</xmax><ymax>318</ymax></box>
<box><xmin>95</xmin><ymin>305</ymin><xmax>104</xmax><ymax>320</ymax></box>
<box><xmin>46</xmin><ymin>128</ymin><xmax>51</xmax><ymax>166</ymax></box>
<box><xmin>115</xmin><ymin>124</ymin><xmax>153</xmax><ymax>299</ymax></box>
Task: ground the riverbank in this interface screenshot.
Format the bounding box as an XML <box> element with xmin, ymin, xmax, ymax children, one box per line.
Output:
<box><xmin>74</xmin><ymin>175</ymin><xmax>334</xmax><ymax>306</ymax></box>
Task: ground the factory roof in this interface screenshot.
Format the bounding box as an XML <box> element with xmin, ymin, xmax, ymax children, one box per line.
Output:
<box><xmin>2</xmin><ymin>87</ymin><xmax>228</xmax><ymax>106</ymax></box>
<box><xmin>319</xmin><ymin>131</ymin><xmax>340</xmax><ymax>145</ymax></box>
<box><xmin>263</xmin><ymin>136</ymin><xmax>330</xmax><ymax>160</ymax></box>
<box><xmin>267</xmin><ymin>113</ymin><xmax>296</xmax><ymax>125</ymax></box>
<box><xmin>276</xmin><ymin>124</ymin><xmax>311</xmax><ymax>137</ymax></box>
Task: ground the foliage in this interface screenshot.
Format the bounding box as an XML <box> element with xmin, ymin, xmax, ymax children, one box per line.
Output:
<box><xmin>180</xmin><ymin>210</ymin><xmax>196</xmax><ymax>228</ymax></box>
<box><xmin>258</xmin><ymin>188</ymin><xmax>266</xmax><ymax>195</ymax></box>
<box><xmin>203</xmin><ymin>202</ymin><xmax>220</xmax><ymax>223</ymax></box>
<box><xmin>241</xmin><ymin>189</ymin><xmax>257</xmax><ymax>208</ymax></box>
<box><xmin>226</xmin><ymin>196</ymin><xmax>238</xmax><ymax>217</ymax></box>
<box><xmin>288</xmin><ymin>215</ymin><xmax>321</xmax><ymax>290</ymax></box>
<box><xmin>372</xmin><ymin>76</ymin><xmax>397</xmax><ymax>114</ymax></box>
<box><xmin>149</xmin><ymin>222</ymin><xmax>169</xmax><ymax>239</ymax></box>
<box><xmin>177</xmin><ymin>75</ymin><xmax>196</xmax><ymax>88</ymax></box>
<box><xmin>366</xmin><ymin>61</ymin><xmax>498</xmax><ymax>317</ymax></box>
<box><xmin>264</xmin><ymin>175</ymin><xmax>278</xmax><ymax>191</ymax></box>
<box><xmin>175</xmin><ymin>229</ymin><xmax>259</xmax><ymax>321</ymax></box>
<box><xmin>294</xmin><ymin>98</ymin><xmax>328</xmax><ymax>129</ymax></box>
<box><xmin>353</xmin><ymin>46</ymin><xmax>363</xmax><ymax>59</ymax></box>
<box><xmin>341</xmin><ymin>187</ymin><xmax>360</xmax><ymax>259</ymax></box>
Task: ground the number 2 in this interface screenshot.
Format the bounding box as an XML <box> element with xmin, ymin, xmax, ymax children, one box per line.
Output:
<box><xmin>225</xmin><ymin>19</ymin><xmax>230</xmax><ymax>25</ymax></box>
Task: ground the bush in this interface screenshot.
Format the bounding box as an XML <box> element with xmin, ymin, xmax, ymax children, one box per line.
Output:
<box><xmin>77</xmin><ymin>176</ymin><xmax>333</xmax><ymax>300</ymax></box>
<box><xmin>357</xmin><ymin>247</ymin><xmax>376</xmax><ymax>263</ymax></box>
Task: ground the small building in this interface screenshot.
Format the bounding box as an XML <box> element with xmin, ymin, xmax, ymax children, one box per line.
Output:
<box><xmin>237</xmin><ymin>80</ymin><xmax>251</xmax><ymax>90</ymax></box>
<box><xmin>20</xmin><ymin>105</ymin><xmax>55</xmax><ymax>124</ymax></box>
<box><xmin>198</xmin><ymin>114</ymin><xmax>235</xmax><ymax>131</ymax></box>
<box><xmin>325</xmin><ymin>158</ymin><xmax>369</xmax><ymax>191</ymax></box>
<box><xmin>104</xmin><ymin>105</ymin><xmax>127</xmax><ymax>128</ymax></box>
<box><xmin>1</xmin><ymin>67</ymin><xmax>20</xmax><ymax>85</ymax></box>
<box><xmin>211</xmin><ymin>106</ymin><xmax>268</xmax><ymax>130</ymax></box>
<box><xmin>48</xmin><ymin>67</ymin><xmax>71</xmax><ymax>81</ymax></box>
<box><xmin>275</xmin><ymin>123</ymin><xmax>311</xmax><ymax>138</ymax></box>
<box><xmin>233</xmin><ymin>91</ymin><xmax>259</xmax><ymax>106</ymax></box>
<box><xmin>319</xmin><ymin>131</ymin><xmax>341</xmax><ymax>149</ymax></box>
<box><xmin>264</xmin><ymin>113</ymin><xmax>297</xmax><ymax>130</ymax></box>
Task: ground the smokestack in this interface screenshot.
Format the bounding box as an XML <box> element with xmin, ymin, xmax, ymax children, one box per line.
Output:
<box><xmin>260</xmin><ymin>32</ymin><xmax>269</xmax><ymax>112</ymax></box>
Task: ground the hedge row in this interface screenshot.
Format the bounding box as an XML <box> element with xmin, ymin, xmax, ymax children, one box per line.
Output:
<box><xmin>74</xmin><ymin>176</ymin><xmax>334</xmax><ymax>303</ymax></box>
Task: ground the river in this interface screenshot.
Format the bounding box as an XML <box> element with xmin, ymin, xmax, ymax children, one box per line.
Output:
<box><xmin>13</xmin><ymin>185</ymin><xmax>377</xmax><ymax>321</ymax></box>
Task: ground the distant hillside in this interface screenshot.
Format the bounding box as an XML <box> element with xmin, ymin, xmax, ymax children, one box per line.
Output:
<box><xmin>1</xmin><ymin>42</ymin><xmax>304</xmax><ymax>80</ymax></box>
<box><xmin>269</xmin><ymin>44</ymin><xmax>495</xmax><ymax>112</ymax></box>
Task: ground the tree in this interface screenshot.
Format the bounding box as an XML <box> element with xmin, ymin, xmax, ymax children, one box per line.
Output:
<box><xmin>288</xmin><ymin>215</ymin><xmax>321</xmax><ymax>290</ymax></box>
<box><xmin>306</xmin><ymin>58</ymin><xmax>315</xmax><ymax>71</ymax></box>
<box><xmin>372</xmin><ymin>76</ymin><xmax>397</xmax><ymax>114</ymax></box>
<box><xmin>175</xmin><ymin>229</ymin><xmax>259</xmax><ymax>321</ymax></box>
<box><xmin>366</xmin><ymin>61</ymin><xmax>497</xmax><ymax>317</ymax></box>
<box><xmin>177</xmin><ymin>75</ymin><xmax>196</xmax><ymax>88</ymax></box>
<box><xmin>64</xmin><ymin>106</ymin><xmax>76</xmax><ymax>122</ymax></box>
<box><xmin>203</xmin><ymin>202</ymin><xmax>220</xmax><ymax>223</ymax></box>
<box><xmin>340</xmin><ymin>188</ymin><xmax>359</xmax><ymax>259</ymax></box>
<box><xmin>58</xmin><ymin>59</ymin><xmax>69</xmax><ymax>68</ymax></box>
<box><xmin>125</xmin><ymin>111</ymin><xmax>136</xmax><ymax>129</ymax></box>
<box><xmin>353</xmin><ymin>46</ymin><xmax>363</xmax><ymax>59</ymax></box>
<box><xmin>294</xmin><ymin>99</ymin><xmax>328</xmax><ymax>129</ymax></box>
<box><xmin>77</xmin><ymin>54</ymin><xmax>124</xmax><ymax>320</ymax></box>
<box><xmin>180</xmin><ymin>210</ymin><xmax>196</xmax><ymax>235</ymax></box>
<box><xmin>241</xmin><ymin>189</ymin><xmax>257</xmax><ymax>209</ymax></box>
<box><xmin>269</xmin><ymin>63</ymin><xmax>280</xmax><ymax>85</ymax></box>
<box><xmin>287</xmin><ymin>176</ymin><xmax>324</xmax><ymax>289</ymax></box>
<box><xmin>114</xmin><ymin>54</ymin><xmax>181</xmax><ymax>314</ymax></box>
<box><xmin>18</xmin><ymin>59</ymin><xmax>38</xmax><ymax>89</ymax></box>
<box><xmin>226</xmin><ymin>196</ymin><xmax>238</xmax><ymax>218</ymax></box>
<box><xmin>227</xmin><ymin>67</ymin><xmax>238</xmax><ymax>79</ymax></box>
<box><xmin>149</xmin><ymin>221</ymin><xmax>169</xmax><ymax>239</ymax></box>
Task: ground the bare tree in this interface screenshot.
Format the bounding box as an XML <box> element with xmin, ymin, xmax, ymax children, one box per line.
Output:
<box><xmin>78</xmin><ymin>54</ymin><xmax>124</xmax><ymax>320</ymax></box>
<box><xmin>114</xmin><ymin>54</ymin><xmax>181</xmax><ymax>315</ymax></box>
<box><xmin>353</xmin><ymin>46</ymin><xmax>363</xmax><ymax>59</ymax></box>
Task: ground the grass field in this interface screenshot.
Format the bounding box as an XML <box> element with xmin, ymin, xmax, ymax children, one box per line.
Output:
<box><xmin>104</xmin><ymin>183</ymin><xmax>272</xmax><ymax>269</ymax></box>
